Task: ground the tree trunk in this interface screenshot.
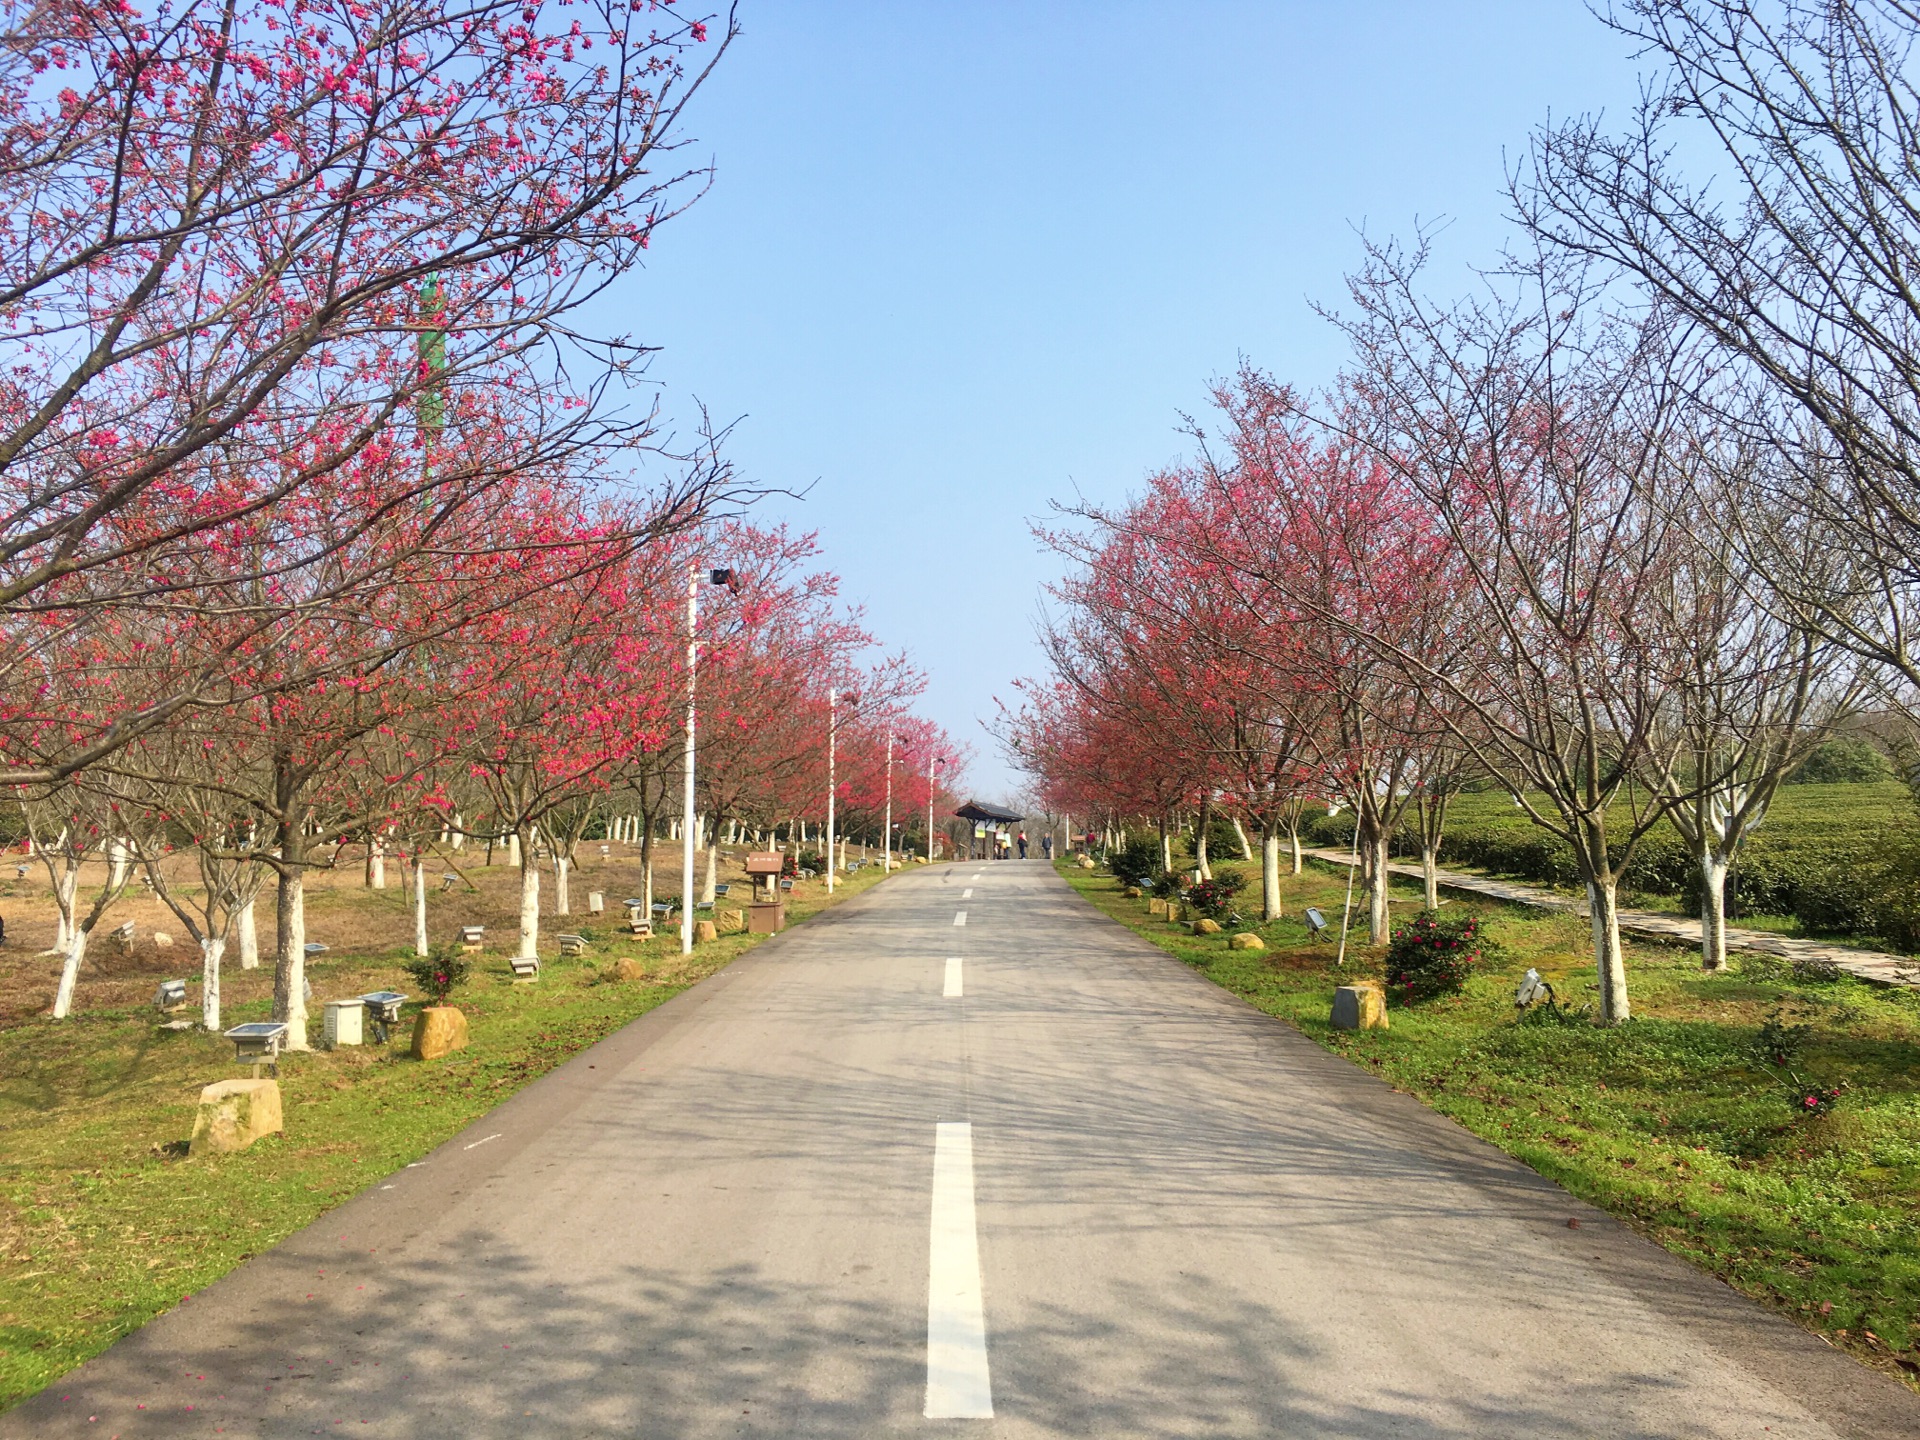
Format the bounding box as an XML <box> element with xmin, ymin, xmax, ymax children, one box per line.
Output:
<box><xmin>413</xmin><ymin>858</ymin><xmax>429</xmax><ymax>956</ymax></box>
<box><xmin>200</xmin><ymin>936</ymin><xmax>226</xmax><ymax>1031</ymax></box>
<box><xmin>508</xmin><ymin>831</ymin><xmax>522</xmax><ymax>869</ymax></box>
<box><xmin>702</xmin><ymin>839</ymin><xmax>718</xmax><ymax>903</ymax></box>
<box><xmin>50</xmin><ymin>925</ymin><xmax>89</xmax><ymax>1018</ymax></box>
<box><xmin>1699</xmin><ymin>850</ymin><xmax>1730</xmax><ymax>973</ymax></box>
<box><xmin>1286</xmin><ymin>822</ymin><xmax>1304</xmax><ymax>874</ymax></box>
<box><xmin>518</xmin><ymin>834</ymin><xmax>540</xmax><ymax>958</ymax></box>
<box><xmin>53</xmin><ymin>865</ymin><xmax>76</xmax><ymax>951</ymax></box>
<box><xmin>1586</xmin><ymin>875</ymin><xmax>1632</xmax><ymax>1024</ymax></box>
<box><xmin>555</xmin><ymin>854</ymin><xmax>571</xmax><ymax>915</ymax></box>
<box><xmin>1230</xmin><ymin>815</ymin><xmax>1254</xmax><ymax>861</ymax></box>
<box><xmin>369</xmin><ymin>836</ymin><xmax>385</xmax><ymax>889</ymax></box>
<box><xmin>1421</xmin><ymin>844</ymin><xmax>1440</xmax><ymax>911</ymax></box>
<box><xmin>1367</xmin><ymin>832</ymin><xmax>1391</xmax><ymax>945</ymax></box>
<box><xmin>237</xmin><ymin>895</ymin><xmax>260</xmax><ymax>969</ymax></box>
<box><xmin>1195</xmin><ymin>801</ymin><xmax>1213</xmax><ymax>880</ymax></box>
<box><xmin>272</xmin><ymin>864</ymin><xmax>310</xmax><ymax>1050</ymax></box>
<box><xmin>1261</xmin><ymin>826</ymin><xmax>1284</xmax><ymax>922</ymax></box>
<box><xmin>1158</xmin><ymin>818</ymin><xmax>1172</xmax><ymax>876</ymax></box>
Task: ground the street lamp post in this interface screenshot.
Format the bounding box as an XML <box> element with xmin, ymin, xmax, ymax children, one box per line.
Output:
<box><xmin>680</xmin><ymin>564</ymin><xmax>733</xmax><ymax>955</ymax></box>
<box><xmin>826</xmin><ymin>687</ymin><xmax>858</xmax><ymax>895</ymax></box>
<box><xmin>882</xmin><ymin>731</ymin><xmax>894</xmax><ymax>872</ymax></box>
<box><xmin>927</xmin><ymin>754</ymin><xmax>945</xmax><ymax>863</ymax></box>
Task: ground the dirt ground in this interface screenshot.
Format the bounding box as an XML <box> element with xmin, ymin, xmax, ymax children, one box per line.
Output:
<box><xmin>0</xmin><ymin>837</ymin><xmax>897</xmax><ymax>1026</ymax></box>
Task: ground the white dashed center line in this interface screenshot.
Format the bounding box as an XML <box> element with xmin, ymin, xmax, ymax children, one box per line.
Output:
<box><xmin>962</xmin><ymin>888</ymin><xmax>974</xmax><ymax>898</ymax></box>
<box><xmin>944</xmin><ymin>957</ymin><xmax>963</xmax><ymax>997</ymax></box>
<box><xmin>925</xmin><ymin>1122</ymin><xmax>993</xmax><ymax>1419</ymax></box>
<box><xmin>953</xmin><ymin>911</ymin><xmax>967</xmax><ymax>927</ymax></box>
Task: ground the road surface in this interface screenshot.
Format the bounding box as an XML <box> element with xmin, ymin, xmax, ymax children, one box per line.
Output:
<box><xmin>8</xmin><ymin>860</ymin><xmax>1915</xmax><ymax>1438</ymax></box>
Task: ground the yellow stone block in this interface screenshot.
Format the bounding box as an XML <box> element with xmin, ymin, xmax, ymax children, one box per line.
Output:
<box><xmin>411</xmin><ymin>1006</ymin><xmax>470</xmax><ymax>1060</ymax></box>
<box><xmin>1331</xmin><ymin>984</ymin><xmax>1388</xmax><ymax>1031</ymax></box>
<box><xmin>189</xmin><ymin>1078</ymin><xmax>283</xmax><ymax>1156</ymax></box>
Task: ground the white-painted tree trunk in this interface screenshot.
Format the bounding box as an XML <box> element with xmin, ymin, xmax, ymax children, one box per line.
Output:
<box><xmin>1367</xmin><ymin>834</ymin><xmax>1391</xmax><ymax>945</ymax></box>
<box><xmin>1288</xmin><ymin>827</ymin><xmax>1303</xmax><ymax>875</ymax></box>
<box><xmin>1231</xmin><ymin>815</ymin><xmax>1254</xmax><ymax>861</ymax></box>
<box><xmin>702</xmin><ymin>842</ymin><xmax>718</xmax><ymax>904</ymax></box>
<box><xmin>1421</xmin><ymin>845</ymin><xmax>1440</xmax><ymax>911</ymax></box>
<box><xmin>450</xmin><ymin>816</ymin><xmax>464</xmax><ymax>851</ymax></box>
<box><xmin>413</xmin><ymin>858</ymin><xmax>429</xmax><ymax>956</ymax></box>
<box><xmin>200</xmin><ymin>936</ymin><xmax>226</xmax><ymax>1031</ymax></box>
<box><xmin>53</xmin><ymin>866</ymin><xmax>77</xmax><ymax>951</ymax></box>
<box><xmin>50</xmin><ymin>926</ymin><xmax>88</xmax><ymax>1018</ymax></box>
<box><xmin>518</xmin><ymin>842</ymin><xmax>540</xmax><ymax>958</ymax></box>
<box><xmin>508</xmin><ymin>831</ymin><xmax>522</xmax><ymax>869</ymax></box>
<box><xmin>554</xmin><ymin>855</ymin><xmax>571</xmax><ymax>915</ymax></box>
<box><xmin>1262</xmin><ymin>827</ymin><xmax>1283</xmax><ymax>922</ymax></box>
<box><xmin>281</xmin><ymin>876</ymin><xmax>310</xmax><ymax>1050</ymax></box>
<box><xmin>1699</xmin><ymin>851</ymin><xmax>1730</xmax><ymax>973</ymax></box>
<box><xmin>237</xmin><ymin>897</ymin><xmax>260</xmax><ymax>969</ymax></box>
<box><xmin>1586</xmin><ymin>877</ymin><xmax>1632</xmax><ymax>1024</ymax></box>
<box><xmin>108</xmin><ymin>837</ymin><xmax>129</xmax><ymax>888</ymax></box>
<box><xmin>369</xmin><ymin>837</ymin><xmax>385</xmax><ymax>889</ymax></box>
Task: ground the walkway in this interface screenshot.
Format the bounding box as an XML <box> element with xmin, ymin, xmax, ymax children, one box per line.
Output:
<box><xmin>7</xmin><ymin>861</ymin><xmax>1916</xmax><ymax>1437</ymax></box>
<box><xmin>1309</xmin><ymin>848</ymin><xmax>1920</xmax><ymax>989</ymax></box>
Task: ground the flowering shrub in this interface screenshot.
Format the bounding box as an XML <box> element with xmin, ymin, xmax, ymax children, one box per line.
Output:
<box><xmin>402</xmin><ymin>946</ymin><xmax>472</xmax><ymax>1006</ymax></box>
<box><xmin>1186</xmin><ymin>868</ymin><xmax>1248</xmax><ymax>919</ymax></box>
<box><xmin>1384</xmin><ymin>911</ymin><xmax>1486</xmax><ymax>1002</ymax></box>
<box><xmin>1793</xmin><ymin>1081</ymin><xmax>1844</xmax><ymax>1118</ymax></box>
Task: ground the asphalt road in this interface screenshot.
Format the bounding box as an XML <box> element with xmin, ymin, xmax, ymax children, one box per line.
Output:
<box><xmin>8</xmin><ymin>860</ymin><xmax>1917</xmax><ymax>1438</ymax></box>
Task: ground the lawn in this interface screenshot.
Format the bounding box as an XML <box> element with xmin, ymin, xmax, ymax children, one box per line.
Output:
<box><xmin>1060</xmin><ymin>856</ymin><xmax>1920</xmax><ymax>1389</ymax></box>
<box><xmin>0</xmin><ymin>857</ymin><xmax>906</xmax><ymax>1411</ymax></box>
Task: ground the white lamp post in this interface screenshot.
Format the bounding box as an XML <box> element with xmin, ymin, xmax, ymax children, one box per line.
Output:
<box><xmin>680</xmin><ymin>563</ymin><xmax>733</xmax><ymax>955</ymax></box>
<box><xmin>882</xmin><ymin>730</ymin><xmax>894</xmax><ymax>872</ymax></box>
<box><xmin>927</xmin><ymin>754</ymin><xmax>945</xmax><ymax>863</ymax></box>
<box><xmin>826</xmin><ymin>686</ymin><xmax>858</xmax><ymax>895</ymax></box>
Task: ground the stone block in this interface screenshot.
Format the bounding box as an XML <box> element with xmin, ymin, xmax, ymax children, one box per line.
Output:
<box><xmin>1077</xmin><ymin>856</ymin><xmax>1095</xmax><ymax>869</ymax></box>
<box><xmin>1149</xmin><ymin>898</ymin><xmax>1169</xmax><ymax>918</ymax></box>
<box><xmin>693</xmin><ymin>919</ymin><xmax>718</xmax><ymax>944</ymax></box>
<box><xmin>718</xmin><ymin>908</ymin><xmax>746</xmax><ymax>934</ymax></box>
<box><xmin>1331</xmin><ymin>984</ymin><xmax>1388</xmax><ymax>1032</ymax></box>
<box><xmin>411</xmin><ymin>1005</ymin><xmax>470</xmax><ymax>1060</ymax></box>
<box><xmin>1123</xmin><ymin>886</ymin><xmax>1144</xmax><ymax>899</ymax></box>
<box><xmin>1229</xmin><ymin>932</ymin><xmax>1266</xmax><ymax>951</ymax></box>
<box><xmin>1190</xmin><ymin>918</ymin><xmax>1222</xmax><ymax>935</ymax></box>
<box><xmin>189</xmin><ymin>1078</ymin><xmax>283</xmax><ymax>1156</ymax></box>
<box><xmin>152</xmin><ymin>931</ymin><xmax>174</xmax><ymax>950</ymax></box>
<box><xmin>609</xmin><ymin>957</ymin><xmax>644</xmax><ymax>982</ymax></box>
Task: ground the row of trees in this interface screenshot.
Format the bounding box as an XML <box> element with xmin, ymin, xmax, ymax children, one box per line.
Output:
<box><xmin>1008</xmin><ymin>0</ymin><xmax>1920</xmax><ymax>1026</ymax></box>
<box><xmin>0</xmin><ymin>0</ymin><xmax>961</xmax><ymax>1041</ymax></box>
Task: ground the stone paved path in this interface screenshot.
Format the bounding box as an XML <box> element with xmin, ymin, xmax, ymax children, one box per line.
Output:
<box><xmin>1307</xmin><ymin>849</ymin><xmax>1920</xmax><ymax>990</ymax></box>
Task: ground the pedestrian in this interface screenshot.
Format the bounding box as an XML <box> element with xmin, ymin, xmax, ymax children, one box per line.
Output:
<box><xmin>1017</xmin><ymin>830</ymin><xmax>1029</xmax><ymax>859</ymax></box>
<box><xmin>1042</xmin><ymin>833</ymin><xmax>1053</xmax><ymax>860</ymax></box>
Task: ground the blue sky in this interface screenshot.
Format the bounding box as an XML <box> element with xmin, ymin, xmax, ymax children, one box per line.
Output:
<box><xmin>618</xmin><ymin>2</ymin><xmax>1649</xmax><ymax>798</ymax></box>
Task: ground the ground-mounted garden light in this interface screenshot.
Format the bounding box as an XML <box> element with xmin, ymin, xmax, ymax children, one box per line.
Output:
<box><xmin>439</xmin><ymin>872</ymin><xmax>458</xmax><ymax>893</ymax></box>
<box><xmin>1304</xmin><ymin>907</ymin><xmax>1329</xmax><ymax>939</ymax></box>
<box><xmin>154</xmin><ymin>978</ymin><xmax>187</xmax><ymax>1012</ymax></box>
<box><xmin>458</xmin><ymin>924</ymin><xmax>484</xmax><ymax>952</ymax></box>
<box><xmin>510</xmin><ymin>953</ymin><xmax>540</xmax><ymax>981</ymax></box>
<box><xmin>360</xmin><ymin>991</ymin><xmax>406</xmax><ymax>1043</ymax></box>
<box><xmin>304</xmin><ymin>942</ymin><xmax>328</xmax><ymax>958</ymax></box>
<box><xmin>225</xmin><ymin>1021</ymin><xmax>290</xmax><ymax>1076</ymax></box>
<box><xmin>557</xmin><ymin>933</ymin><xmax>587</xmax><ymax>957</ymax></box>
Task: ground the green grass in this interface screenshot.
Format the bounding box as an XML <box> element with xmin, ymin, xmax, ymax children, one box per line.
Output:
<box><xmin>0</xmin><ymin>861</ymin><xmax>907</xmax><ymax>1410</ymax></box>
<box><xmin>1062</xmin><ymin>857</ymin><xmax>1920</xmax><ymax>1388</ymax></box>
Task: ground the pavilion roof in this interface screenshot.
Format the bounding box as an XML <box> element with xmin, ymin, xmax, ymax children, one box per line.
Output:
<box><xmin>954</xmin><ymin>800</ymin><xmax>1024</xmax><ymax>824</ymax></box>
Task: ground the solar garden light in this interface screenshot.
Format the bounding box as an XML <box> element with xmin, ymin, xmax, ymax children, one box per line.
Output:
<box><xmin>1304</xmin><ymin>907</ymin><xmax>1329</xmax><ymax>940</ymax></box>
<box><xmin>154</xmin><ymin>978</ymin><xmax>188</xmax><ymax>1012</ymax></box>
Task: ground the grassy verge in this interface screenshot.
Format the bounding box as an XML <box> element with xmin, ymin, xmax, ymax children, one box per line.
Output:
<box><xmin>1059</xmin><ymin>857</ymin><xmax>1920</xmax><ymax>1387</ymax></box>
<box><xmin>0</xmin><ymin>860</ymin><xmax>911</xmax><ymax>1409</ymax></box>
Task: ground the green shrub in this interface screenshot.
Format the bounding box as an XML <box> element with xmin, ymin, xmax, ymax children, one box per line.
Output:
<box><xmin>1789</xmin><ymin>737</ymin><xmax>1893</xmax><ymax>785</ymax></box>
<box><xmin>1106</xmin><ymin>837</ymin><xmax>1164</xmax><ymax>889</ymax></box>
<box><xmin>1384</xmin><ymin>910</ymin><xmax>1487</xmax><ymax>1003</ymax></box>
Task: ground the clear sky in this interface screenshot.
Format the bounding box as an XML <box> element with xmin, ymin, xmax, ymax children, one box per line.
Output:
<box><xmin>617</xmin><ymin>1</ymin><xmax>1649</xmax><ymax>799</ymax></box>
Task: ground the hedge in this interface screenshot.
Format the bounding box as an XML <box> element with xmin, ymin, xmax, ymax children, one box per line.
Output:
<box><xmin>1298</xmin><ymin>783</ymin><xmax>1920</xmax><ymax>949</ymax></box>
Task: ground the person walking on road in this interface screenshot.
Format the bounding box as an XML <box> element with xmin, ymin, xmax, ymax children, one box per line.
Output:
<box><xmin>1042</xmin><ymin>833</ymin><xmax>1053</xmax><ymax>860</ymax></box>
<box><xmin>1017</xmin><ymin>831</ymin><xmax>1029</xmax><ymax>859</ymax></box>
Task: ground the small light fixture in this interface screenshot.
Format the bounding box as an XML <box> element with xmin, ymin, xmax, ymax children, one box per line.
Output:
<box><xmin>1304</xmin><ymin>907</ymin><xmax>1329</xmax><ymax>938</ymax></box>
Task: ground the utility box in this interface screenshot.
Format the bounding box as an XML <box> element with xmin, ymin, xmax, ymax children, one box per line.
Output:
<box><xmin>749</xmin><ymin>902</ymin><xmax>785</xmax><ymax>934</ymax></box>
<box><xmin>323</xmin><ymin>998</ymin><xmax>365</xmax><ymax>1049</ymax></box>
